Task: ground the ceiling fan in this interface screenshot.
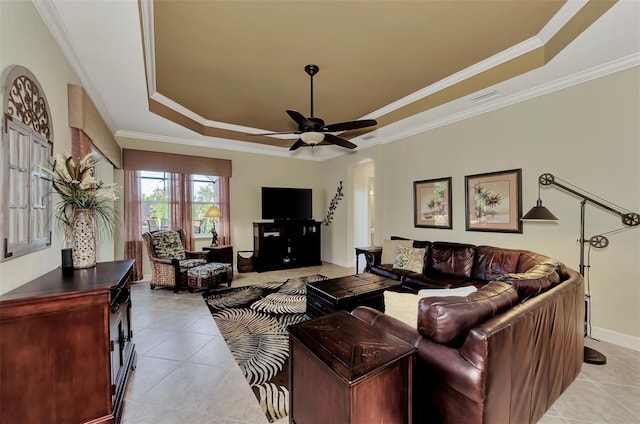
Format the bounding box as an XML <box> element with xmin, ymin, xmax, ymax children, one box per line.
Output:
<box><xmin>255</xmin><ymin>64</ymin><xmax>377</xmax><ymax>151</ymax></box>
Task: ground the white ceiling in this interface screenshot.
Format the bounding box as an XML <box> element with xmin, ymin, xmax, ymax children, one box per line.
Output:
<box><xmin>33</xmin><ymin>0</ymin><xmax>640</xmax><ymax>161</ymax></box>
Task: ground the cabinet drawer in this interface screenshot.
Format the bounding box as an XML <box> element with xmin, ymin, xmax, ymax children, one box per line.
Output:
<box><xmin>306</xmin><ymin>295</ymin><xmax>335</xmax><ymax>318</ymax></box>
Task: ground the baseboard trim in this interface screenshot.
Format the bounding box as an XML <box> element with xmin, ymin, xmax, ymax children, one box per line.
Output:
<box><xmin>590</xmin><ymin>326</ymin><xmax>640</xmax><ymax>352</ymax></box>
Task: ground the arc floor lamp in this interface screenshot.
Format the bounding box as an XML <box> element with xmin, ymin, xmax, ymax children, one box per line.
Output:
<box><xmin>522</xmin><ymin>173</ymin><xmax>639</xmax><ymax>365</ymax></box>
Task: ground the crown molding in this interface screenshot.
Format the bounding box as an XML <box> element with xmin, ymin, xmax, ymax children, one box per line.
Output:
<box><xmin>537</xmin><ymin>0</ymin><xmax>588</xmax><ymax>44</ymax></box>
<box><xmin>32</xmin><ymin>0</ymin><xmax>118</xmax><ymax>134</ymax></box>
<box><xmin>376</xmin><ymin>54</ymin><xmax>640</xmax><ymax>146</ymax></box>
<box><xmin>114</xmin><ymin>130</ymin><xmax>336</xmax><ymax>161</ymax></box>
<box><xmin>119</xmin><ymin>55</ymin><xmax>639</xmax><ymax>160</ymax></box>
<box><xmin>139</xmin><ymin>0</ymin><xmax>156</xmax><ymax>97</ymax></box>
<box><xmin>149</xmin><ymin>92</ymin><xmax>295</xmax><ymax>137</ymax></box>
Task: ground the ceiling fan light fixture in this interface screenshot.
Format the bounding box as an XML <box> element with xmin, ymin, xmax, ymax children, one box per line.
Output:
<box><xmin>300</xmin><ymin>131</ymin><xmax>325</xmax><ymax>145</ymax></box>
<box><xmin>255</xmin><ymin>65</ymin><xmax>377</xmax><ymax>150</ymax></box>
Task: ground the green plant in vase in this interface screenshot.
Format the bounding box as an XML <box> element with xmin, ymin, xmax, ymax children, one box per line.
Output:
<box><xmin>42</xmin><ymin>150</ymin><xmax>118</xmax><ymax>268</ymax></box>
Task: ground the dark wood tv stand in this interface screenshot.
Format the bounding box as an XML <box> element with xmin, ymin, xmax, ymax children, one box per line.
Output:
<box><xmin>253</xmin><ymin>220</ymin><xmax>321</xmax><ymax>272</ymax></box>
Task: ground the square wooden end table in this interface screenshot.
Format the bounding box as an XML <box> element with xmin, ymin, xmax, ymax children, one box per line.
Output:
<box><xmin>289</xmin><ymin>310</ymin><xmax>415</xmax><ymax>424</ymax></box>
<box><xmin>202</xmin><ymin>244</ymin><xmax>233</xmax><ymax>263</ymax></box>
<box><xmin>354</xmin><ymin>245</ymin><xmax>382</xmax><ymax>274</ymax></box>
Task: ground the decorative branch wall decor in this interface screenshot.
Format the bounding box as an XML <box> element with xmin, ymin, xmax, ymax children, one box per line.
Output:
<box><xmin>323</xmin><ymin>181</ymin><xmax>344</xmax><ymax>226</ymax></box>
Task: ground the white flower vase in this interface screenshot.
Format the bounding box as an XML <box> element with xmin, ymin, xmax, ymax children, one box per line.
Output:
<box><xmin>72</xmin><ymin>211</ymin><xmax>96</xmax><ymax>269</ymax></box>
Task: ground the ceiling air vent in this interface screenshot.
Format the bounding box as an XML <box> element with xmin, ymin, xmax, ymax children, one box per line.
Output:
<box><xmin>362</xmin><ymin>135</ymin><xmax>376</xmax><ymax>140</ymax></box>
<box><xmin>470</xmin><ymin>89</ymin><xmax>502</xmax><ymax>103</ymax></box>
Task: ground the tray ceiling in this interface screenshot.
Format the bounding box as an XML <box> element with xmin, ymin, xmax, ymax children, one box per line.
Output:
<box><xmin>33</xmin><ymin>0</ymin><xmax>638</xmax><ymax>160</ymax></box>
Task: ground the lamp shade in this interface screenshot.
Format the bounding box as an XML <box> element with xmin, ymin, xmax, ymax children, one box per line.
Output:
<box><xmin>300</xmin><ymin>131</ymin><xmax>325</xmax><ymax>145</ymax></box>
<box><xmin>521</xmin><ymin>199</ymin><xmax>559</xmax><ymax>221</ymax></box>
<box><xmin>205</xmin><ymin>205</ymin><xmax>222</xmax><ymax>218</ymax></box>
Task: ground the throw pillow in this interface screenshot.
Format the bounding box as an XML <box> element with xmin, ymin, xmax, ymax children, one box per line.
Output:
<box><xmin>418</xmin><ymin>286</ymin><xmax>477</xmax><ymax>297</ymax></box>
<box><xmin>383</xmin><ymin>290</ymin><xmax>423</xmax><ymax>327</ymax></box>
<box><xmin>381</xmin><ymin>238</ymin><xmax>413</xmax><ymax>265</ymax></box>
<box><xmin>383</xmin><ymin>285</ymin><xmax>478</xmax><ymax>328</ymax></box>
<box><xmin>393</xmin><ymin>246</ymin><xmax>426</xmax><ymax>273</ymax></box>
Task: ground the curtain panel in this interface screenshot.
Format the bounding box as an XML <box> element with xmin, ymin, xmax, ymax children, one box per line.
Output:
<box><xmin>123</xmin><ymin>170</ymin><xmax>143</xmax><ymax>281</ymax></box>
<box><xmin>170</xmin><ymin>173</ymin><xmax>195</xmax><ymax>250</ymax></box>
<box><xmin>218</xmin><ymin>176</ymin><xmax>231</xmax><ymax>246</ymax></box>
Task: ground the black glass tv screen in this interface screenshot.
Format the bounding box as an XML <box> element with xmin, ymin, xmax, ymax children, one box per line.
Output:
<box><xmin>261</xmin><ymin>187</ymin><xmax>312</xmax><ymax>220</ymax></box>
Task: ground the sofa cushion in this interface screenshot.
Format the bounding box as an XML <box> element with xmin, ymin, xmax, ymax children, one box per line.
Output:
<box><xmin>412</xmin><ymin>240</ymin><xmax>431</xmax><ymax>249</ymax></box>
<box><xmin>370</xmin><ymin>264</ymin><xmax>413</xmax><ymax>281</ymax></box>
<box><xmin>430</xmin><ymin>242</ymin><xmax>476</xmax><ymax>278</ymax></box>
<box><xmin>498</xmin><ymin>251</ymin><xmax>561</xmax><ymax>300</ymax></box>
<box><xmin>381</xmin><ymin>238</ymin><xmax>413</xmax><ymax>264</ymax></box>
<box><xmin>471</xmin><ymin>245</ymin><xmax>520</xmax><ymax>281</ymax></box>
<box><xmin>402</xmin><ymin>270</ymin><xmax>472</xmax><ymax>291</ymax></box>
<box><xmin>151</xmin><ymin>231</ymin><xmax>186</xmax><ymax>260</ymax></box>
<box><xmin>178</xmin><ymin>258</ymin><xmax>207</xmax><ymax>271</ymax></box>
<box><xmin>417</xmin><ymin>281</ymin><xmax>518</xmax><ymax>345</ymax></box>
<box><xmin>393</xmin><ymin>246</ymin><xmax>426</xmax><ymax>273</ymax></box>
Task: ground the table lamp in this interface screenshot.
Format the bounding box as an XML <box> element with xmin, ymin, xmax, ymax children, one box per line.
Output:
<box><xmin>205</xmin><ymin>206</ymin><xmax>222</xmax><ymax>246</ymax></box>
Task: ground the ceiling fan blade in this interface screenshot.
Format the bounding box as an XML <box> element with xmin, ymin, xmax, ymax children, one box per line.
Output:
<box><xmin>322</xmin><ymin>119</ymin><xmax>377</xmax><ymax>132</ymax></box>
<box><xmin>289</xmin><ymin>139</ymin><xmax>307</xmax><ymax>151</ymax></box>
<box><xmin>324</xmin><ymin>133</ymin><xmax>357</xmax><ymax>149</ymax></box>
<box><xmin>249</xmin><ymin>131</ymin><xmax>301</xmax><ymax>136</ymax></box>
<box><xmin>286</xmin><ymin>110</ymin><xmax>313</xmax><ymax>128</ymax></box>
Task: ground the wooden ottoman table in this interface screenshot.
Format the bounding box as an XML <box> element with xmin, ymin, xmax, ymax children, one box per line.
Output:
<box><xmin>306</xmin><ymin>273</ymin><xmax>400</xmax><ymax>318</ymax></box>
<box><xmin>289</xmin><ymin>311</ymin><xmax>415</xmax><ymax>424</ymax></box>
<box><xmin>186</xmin><ymin>262</ymin><xmax>233</xmax><ymax>290</ymax></box>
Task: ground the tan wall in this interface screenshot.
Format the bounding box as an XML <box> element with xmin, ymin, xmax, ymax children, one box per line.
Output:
<box><xmin>0</xmin><ymin>0</ymin><xmax>82</xmax><ymax>293</ymax></box>
<box><xmin>325</xmin><ymin>67</ymin><xmax>640</xmax><ymax>346</ymax></box>
<box><xmin>114</xmin><ymin>138</ymin><xmax>326</xmax><ymax>277</ymax></box>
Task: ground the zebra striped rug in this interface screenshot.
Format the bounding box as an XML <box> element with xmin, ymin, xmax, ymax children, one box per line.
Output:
<box><xmin>203</xmin><ymin>274</ymin><xmax>327</xmax><ymax>422</ymax></box>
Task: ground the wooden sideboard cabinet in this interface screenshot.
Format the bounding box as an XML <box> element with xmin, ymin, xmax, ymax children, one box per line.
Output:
<box><xmin>0</xmin><ymin>260</ymin><xmax>136</xmax><ymax>424</ymax></box>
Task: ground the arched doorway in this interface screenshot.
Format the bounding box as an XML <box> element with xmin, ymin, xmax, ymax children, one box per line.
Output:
<box><xmin>352</xmin><ymin>159</ymin><xmax>374</xmax><ymax>273</ymax></box>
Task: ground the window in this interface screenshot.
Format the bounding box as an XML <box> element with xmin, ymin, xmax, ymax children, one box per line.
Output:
<box><xmin>192</xmin><ymin>174</ymin><xmax>219</xmax><ymax>235</ymax></box>
<box><xmin>1</xmin><ymin>66</ymin><xmax>52</xmax><ymax>260</ymax></box>
<box><xmin>140</xmin><ymin>171</ymin><xmax>170</xmax><ymax>232</ymax></box>
<box><xmin>139</xmin><ymin>171</ymin><xmax>220</xmax><ymax>236</ymax></box>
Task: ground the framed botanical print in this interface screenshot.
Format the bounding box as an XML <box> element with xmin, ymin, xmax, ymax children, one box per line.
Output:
<box><xmin>413</xmin><ymin>177</ymin><xmax>452</xmax><ymax>229</ymax></box>
<box><xmin>465</xmin><ymin>169</ymin><xmax>522</xmax><ymax>233</ymax></box>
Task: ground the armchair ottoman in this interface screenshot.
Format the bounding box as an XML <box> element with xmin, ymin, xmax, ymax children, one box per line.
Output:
<box><xmin>187</xmin><ymin>262</ymin><xmax>233</xmax><ymax>290</ymax></box>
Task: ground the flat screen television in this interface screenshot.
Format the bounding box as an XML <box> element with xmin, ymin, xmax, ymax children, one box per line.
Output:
<box><xmin>261</xmin><ymin>187</ymin><xmax>312</xmax><ymax>221</ymax></box>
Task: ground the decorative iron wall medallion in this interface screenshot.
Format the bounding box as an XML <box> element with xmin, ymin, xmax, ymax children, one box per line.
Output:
<box><xmin>7</xmin><ymin>74</ymin><xmax>50</xmax><ymax>138</ymax></box>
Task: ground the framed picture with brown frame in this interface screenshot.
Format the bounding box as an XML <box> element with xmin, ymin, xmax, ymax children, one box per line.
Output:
<box><xmin>413</xmin><ymin>177</ymin><xmax>452</xmax><ymax>229</ymax></box>
<box><xmin>465</xmin><ymin>168</ymin><xmax>522</xmax><ymax>233</ymax></box>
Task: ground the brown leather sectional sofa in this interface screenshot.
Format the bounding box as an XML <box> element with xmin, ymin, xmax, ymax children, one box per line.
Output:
<box><xmin>353</xmin><ymin>237</ymin><xmax>584</xmax><ymax>423</ymax></box>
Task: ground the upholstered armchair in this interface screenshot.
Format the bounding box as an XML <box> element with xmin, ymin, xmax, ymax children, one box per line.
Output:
<box><xmin>142</xmin><ymin>229</ymin><xmax>208</xmax><ymax>293</ymax></box>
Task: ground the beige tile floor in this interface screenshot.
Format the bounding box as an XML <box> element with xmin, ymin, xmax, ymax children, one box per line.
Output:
<box><xmin>122</xmin><ymin>263</ymin><xmax>640</xmax><ymax>424</ymax></box>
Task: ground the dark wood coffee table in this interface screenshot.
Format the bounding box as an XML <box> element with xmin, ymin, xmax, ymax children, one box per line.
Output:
<box><xmin>306</xmin><ymin>273</ymin><xmax>400</xmax><ymax>318</ymax></box>
<box><xmin>289</xmin><ymin>311</ymin><xmax>415</xmax><ymax>424</ymax></box>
